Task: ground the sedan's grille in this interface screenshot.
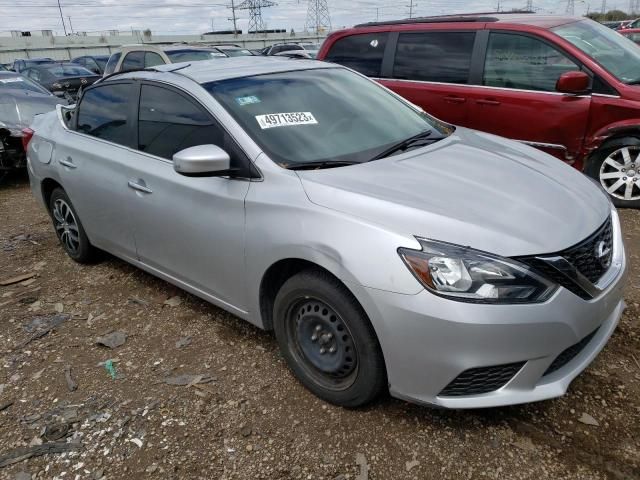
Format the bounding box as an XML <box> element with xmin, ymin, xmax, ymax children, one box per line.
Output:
<box><xmin>517</xmin><ymin>217</ymin><xmax>613</xmax><ymax>300</ymax></box>
<box><xmin>439</xmin><ymin>362</ymin><xmax>525</xmax><ymax>397</ymax></box>
<box><xmin>543</xmin><ymin>328</ymin><xmax>599</xmax><ymax>377</ymax></box>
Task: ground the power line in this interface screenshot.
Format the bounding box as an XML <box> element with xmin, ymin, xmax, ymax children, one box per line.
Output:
<box><xmin>236</xmin><ymin>0</ymin><xmax>276</xmax><ymax>33</ymax></box>
<box><xmin>305</xmin><ymin>0</ymin><xmax>331</xmax><ymax>33</ymax></box>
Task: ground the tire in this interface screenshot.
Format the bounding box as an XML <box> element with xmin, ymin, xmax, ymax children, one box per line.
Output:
<box><xmin>49</xmin><ymin>188</ymin><xmax>97</xmax><ymax>263</ymax></box>
<box><xmin>273</xmin><ymin>269</ymin><xmax>387</xmax><ymax>407</ymax></box>
<box><xmin>585</xmin><ymin>136</ymin><xmax>640</xmax><ymax>209</ymax></box>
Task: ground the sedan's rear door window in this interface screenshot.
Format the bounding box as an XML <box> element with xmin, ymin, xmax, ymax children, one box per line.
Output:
<box><xmin>121</xmin><ymin>51</ymin><xmax>145</xmax><ymax>72</ymax></box>
<box><xmin>393</xmin><ymin>32</ymin><xmax>475</xmax><ymax>84</ymax></box>
<box><xmin>76</xmin><ymin>83</ymin><xmax>132</xmax><ymax>146</ymax></box>
<box><xmin>324</xmin><ymin>33</ymin><xmax>389</xmax><ymax>77</ymax></box>
<box><xmin>483</xmin><ymin>32</ymin><xmax>580</xmax><ymax>92</ymax></box>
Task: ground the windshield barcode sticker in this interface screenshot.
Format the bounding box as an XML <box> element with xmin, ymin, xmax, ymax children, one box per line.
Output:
<box><xmin>256</xmin><ymin>112</ymin><xmax>318</xmax><ymax>129</ymax></box>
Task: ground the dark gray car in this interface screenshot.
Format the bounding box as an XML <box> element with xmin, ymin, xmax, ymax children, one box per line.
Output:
<box><xmin>0</xmin><ymin>72</ymin><xmax>63</xmax><ymax>174</ymax></box>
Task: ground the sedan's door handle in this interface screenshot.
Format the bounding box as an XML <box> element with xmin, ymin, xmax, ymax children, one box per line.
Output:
<box><xmin>476</xmin><ymin>99</ymin><xmax>501</xmax><ymax>106</ymax></box>
<box><xmin>443</xmin><ymin>95</ymin><xmax>467</xmax><ymax>104</ymax></box>
<box><xmin>59</xmin><ymin>157</ymin><xmax>77</xmax><ymax>169</ymax></box>
<box><xmin>127</xmin><ymin>180</ymin><xmax>153</xmax><ymax>194</ymax></box>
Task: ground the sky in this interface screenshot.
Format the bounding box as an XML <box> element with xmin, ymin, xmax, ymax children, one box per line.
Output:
<box><xmin>0</xmin><ymin>0</ymin><xmax>633</xmax><ymax>36</ymax></box>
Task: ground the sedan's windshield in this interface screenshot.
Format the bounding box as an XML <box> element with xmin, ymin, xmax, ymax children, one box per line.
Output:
<box><xmin>553</xmin><ymin>19</ymin><xmax>640</xmax><ymax>84</ymax></box>
<box><xmin>166</xmin><ymin>49</ymin><xmax>227</xmax><ymax>62</ymax></box>
<box><xmin>204</xmin><ymin>68</ymin><xmax>449</xmax><ymax>167</ymax></box>
<box><xmin>0</xmin><ymin>75</ymin><xmax>50</xmax><ymax>94</ymax></box>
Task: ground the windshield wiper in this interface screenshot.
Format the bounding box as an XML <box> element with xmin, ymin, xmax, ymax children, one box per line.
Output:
<box><xmin>370</xmin><ymin>130</ymin><xmax>441</xmax><ymax>161</ymax></box>
<box><xmin>285</xmin><ymin>160</ymin><xmax>361</xmax><ymax>170</ymax></box>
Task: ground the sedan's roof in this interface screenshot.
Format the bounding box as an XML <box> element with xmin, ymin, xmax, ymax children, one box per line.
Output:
<box><xmin>150</xmin><ymin>56</ymin><xmax>333</xmax><ymax>83</ymax></box>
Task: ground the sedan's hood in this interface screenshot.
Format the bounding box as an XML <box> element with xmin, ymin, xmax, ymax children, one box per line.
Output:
<box><xmin>0</xmin><ymin>90</ymin><xmax>63</xmax><ymax>130</ymax></box>
<box><xmin>298</xmin><ymin>127</ymin><xmax>611</xmax><ymax>257</ymax></box>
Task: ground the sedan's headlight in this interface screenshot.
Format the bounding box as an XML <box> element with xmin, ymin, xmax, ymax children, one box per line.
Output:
<box><xmin>398</xmin><ymin>239</ymin><xmax>557</xmax><ymax>304</ymax></box>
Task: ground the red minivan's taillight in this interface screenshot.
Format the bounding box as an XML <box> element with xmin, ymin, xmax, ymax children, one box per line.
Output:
<box><xmin>21</xmin><ymin>127</ymin><xmax>34</xmax><ymax>151</ymax></box>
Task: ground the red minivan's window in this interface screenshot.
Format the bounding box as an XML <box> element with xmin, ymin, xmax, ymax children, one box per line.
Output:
<box><xmin>324</xmin><ymin>33</ymin><xmax>389</xmax><ymax>77</ymax></box>
<box><xmin>393</xmin><ymin>32</ymin><xmax>475</xmax><ymax>84</ymax></box>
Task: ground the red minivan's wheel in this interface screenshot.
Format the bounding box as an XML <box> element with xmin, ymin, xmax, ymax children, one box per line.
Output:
<box><xmin>586</xmin><ymin>137</ymin><xmax>640</xmax><ymax>209</ymax></box>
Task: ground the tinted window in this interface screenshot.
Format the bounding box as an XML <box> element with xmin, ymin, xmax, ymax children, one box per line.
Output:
<box><xmin>121</xmin><ymin>51</ymin><xmax>144</xmax><ymax>71</ymax></box>
<box><xmin>393</xmin><ymin>32</ymin><xmax>475</xmax><ymax>84</ymax></box>
<box><xmin>104</xmin><ymin>52</ymin><xmax>121</xmax><ymax>75</ymax></box>
<box><xmin>165</xmin><ymin>49</ymin><xmax>226</xmax><ymax>63</ymax></box>
<box><xmin>144</xmin><ymin>52</ymin><xmax>165</xmax><ymax>67</ymax></box>
<box><xmin>76</xmin><ymin>83</ymin><xmax>131</xmax><ymax>145</ymax></box>
<box><xmin>138</xmin><ymin>84</ymin><xmax>223</xmax><ymax>160</ymax></box>
<box><xmin>324</xmin><ymin>33</ymin><xmax>389</xmax><ymax>77</ymax></box>
<box><xmin>45</xmin><ymin>64</ymin><xmax>94</xmax><ymax>77</ymax></box>
<box><xmin>83</xmin><ymin>58</ymin><xmax>100</xmax><ymax>73</ymax></box>
<box><xmin>484</xmin><ymin>33</ymin><xmax>579</xmax><ymax>92</ymax></box>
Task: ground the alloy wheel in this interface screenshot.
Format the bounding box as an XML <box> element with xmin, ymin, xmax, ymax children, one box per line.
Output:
<box><xmin>599</xmin><ymin>146</ymin><xmax>640</xmax><ymax>201</ymax></box>
<box><xmin>52</xmin><ymin>198</ymin><xmax>80</xmax><ymax>254</ymax></box>
<box><xmin>287</xmin><ymin>298</ymin><xmax>359</xmax><ymax>391</ymax></box>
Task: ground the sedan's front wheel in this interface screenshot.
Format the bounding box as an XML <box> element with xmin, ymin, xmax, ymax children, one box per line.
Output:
<box><xmin>273</xmin><ymin>269</ymin><xmax>386</xmax><ymax>407</ymax></box>
<box><xmin>49</xmin><ymin>188</ymin><xmax>97</xmax><ymax>263</ymax></box>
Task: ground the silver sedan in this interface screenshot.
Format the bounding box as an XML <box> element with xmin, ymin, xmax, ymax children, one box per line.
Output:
<box><xmin>25</xmin><ymin>57</ymin><xmax>627</xmax><ymax>408</ymax></box>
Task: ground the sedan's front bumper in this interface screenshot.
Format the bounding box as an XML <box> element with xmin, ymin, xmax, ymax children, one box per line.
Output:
<box><xmin>354</xmin><ymin>216</ymin><xmax>627</xmax><ymax>409</ymax></box>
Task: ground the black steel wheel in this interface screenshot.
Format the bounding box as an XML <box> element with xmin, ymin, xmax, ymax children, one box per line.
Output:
<box><xmin>273</xmin><ymin>269</ymin><xmax>386</xmax><ymax>407</ymax></box>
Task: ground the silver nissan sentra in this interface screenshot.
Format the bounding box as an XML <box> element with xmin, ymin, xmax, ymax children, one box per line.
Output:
<box><xmin>25</xmin><ymin>57</ymin><xmax>627</xmax><ymax>408</ymax></box>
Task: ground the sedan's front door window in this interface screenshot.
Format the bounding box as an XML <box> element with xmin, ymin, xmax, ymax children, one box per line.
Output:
<box><xmin>76</xmin><ymin>83</ymin><xmax>132</xmax><ymax>146</ymax></box>
<box><xmin>138</xmin><ymin>84</ymin><xmax>224</xmax><ymax>160</ymax></box>
<box><xmin>483</xmin><ymin>32</ymin><xmax>580</xmax><ymax>92</ymax></box>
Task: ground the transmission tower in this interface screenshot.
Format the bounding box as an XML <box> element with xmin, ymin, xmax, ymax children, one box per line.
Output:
<box><xmin>565</xmin><ymin>0</ymin><xmax>575</xmax><ymax>14</ymax></box>
<box><xmin>525</xmin><ymin>0</ymin><xmax>533</xmax><ymax>11</ymax></box>
<box><xmin>237</xmin><ymin>0</ymin><xmax>276</xmax><ymax>33</ymax></box>
<box><xmin>601</xmin><ymin>0</ymin><xmax>606</xmax><ymax>13</ymax></box>
<box><xmin>305</xmin><ymin>0</ymin><xmax>331</xmax><ymax>34</ymax></box>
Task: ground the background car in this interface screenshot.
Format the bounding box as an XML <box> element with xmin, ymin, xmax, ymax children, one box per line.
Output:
<box><xmin>206</xmin><ymin>44</ymin><xmax>254</xmax><ymax>57</ymax></box>
<box><xmin>319</xmin><ymin>13</ymin><xmax>640</xmax><ymax>208</ymax></box>
<box><xmin>259</xmin><ymin>42</ymin><xmax>320</xmax><ymax>56</ymax></box>
<box><xmin>619</xmin><ymin>28</ymin><xmax>640</xmax><ymax>44</ymax></box>
<box><xmin>0</xmin><ymin>71</ymin><xmax>63</xmax><ymax>175</ymax></box>
<box><xmin>12</xmin><ymin>58</ymin><xmax>56</xmax><ymax>73</ymax></box>
<box><xmin>103</xmin><ymin>44</ymin><xmax>227</xmax><ymax>76</ymax></box>
<box><xmin>71</xmin><ymin>55</ymin><xmax>110</xmax><ymax>75</ymax></box>
<box><xmin>21</xmin><ymin>63</ymin><xmax>100</xmax><ymax>103</ymax></box>
<box><xmin>275</xmin><ymin>50</ymin><xmax>315</xmax><ymax>59</ymax></box>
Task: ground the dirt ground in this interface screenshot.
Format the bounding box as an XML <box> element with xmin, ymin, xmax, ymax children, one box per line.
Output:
<box><xmin>0</xmin><ymin>172</ymin><xmax>639</xmax><ymax>480</ymax></box>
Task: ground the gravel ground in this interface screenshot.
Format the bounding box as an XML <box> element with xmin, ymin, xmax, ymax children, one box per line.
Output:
<box><xmin>0</xmin><ymin>173</ymin><xmax>639</xmax><ymax>480</ymax></box>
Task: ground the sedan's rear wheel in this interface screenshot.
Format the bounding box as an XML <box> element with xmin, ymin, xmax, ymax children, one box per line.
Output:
<box><xmin>586</xmin><ymin>138</ymin><xmax>640</xmax><ymax>209</ymax></box>
<box><xmin>273</xmin><ymin>269</ymin><xmax>386</xmax><ymax>407</ymax></box>
<box><xmin>49</xmin><ymin>188</ymin><xmax>97</xmax><ymax>263</ymax></box>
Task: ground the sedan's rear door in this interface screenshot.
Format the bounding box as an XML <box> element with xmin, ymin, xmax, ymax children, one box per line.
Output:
<box><xmin>53</xmin><ymin>81</ymin><xmax>138</xmax><ymax>259</ymax></box>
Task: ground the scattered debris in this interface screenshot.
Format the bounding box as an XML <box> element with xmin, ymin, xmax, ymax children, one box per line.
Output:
<box><xmin>95</xmin><ymin>331</ymin><xmax>127</xmax><ymax>349</ymax></box>
<box><xmin>0</xmin><ymin>442</ymin><xmax>81</xmax><ymax>468</ymax></box>
<box><xmin>163</xmin><ymin>296</ymin><xmax>182</xmax><ymax>307</ymax></box>
<box><xmin>16</xmin><ymin>314</ymin><xmax>69</xmax><ymax>349</ymax></box>
<box><xmin>104</xmin><ymin>360</ymin><xmax>117</xmax><ymax>379</ymax></box>
<box><xmin>355</xmin><ymin>453</ymin><xmax>368</xmax><ymax>480</ymax></box>
<box><xmin>175</xmin><ymin>336</ymin><xmax>192</xmax><ymax>349</ymax></box>
<box><xmin>405</xmin><ymin>459</ymin><xmax>420</xmax><ymax>472</ymax></box>
<box><xmin>0</xmin><ymin>272</ymin><xmax>36</xmax><ymax>286</ymax></box>
<box><xmin>512</xmin><ymin>437</ymin><xmax>537</xmax><ymax>452</ymax></box>
<box><xmin>128</xmin><ymin>296</ymin><xmax>149</xmax><ymax>306</ymax></box>
<box><xmin>578</xmin><ymin>412</ymin><xmax>599</xmax><ymax>427</ymax></box>
<box><xmin>64</xmin><ymin>365</ymin><xmax>78</xmax><ymax>392</ymax></box>
<box><xmin>54</xmin><ymin>303</ymin><xmax>64</xmax><ymax>313</ymax></box>
<box><xmin>240</xmin><ymin>425</ymin><xmax>252</xmax><ymax>437</ymax></box>
<box><xmin>163</xmin><ymin>374</ymin><xmax>215</xmax><ymax>386</ymax></box>
<box><xmin>128</xmin><ymin>438</ymin><xmax>143</xmax><ymax>448</ymax></box>
<box><xmin>0</xmin><ymin>401</ymin><xmax>13</xmax><ymax>413</ymax></box>
<box><xmin>43</xmin><ymin>423</ymin><xmax>70</xmax><ymax>442</ymax></box>
<box><xmin>14</xmin><ymin>472</ymin><xmax>31</xmax><ymax>480</ymax></box>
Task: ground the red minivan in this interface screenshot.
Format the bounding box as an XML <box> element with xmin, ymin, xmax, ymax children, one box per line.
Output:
<box><xmin>318</xmin><ymin>13</ymin><xmax>640</xmax><ymax>208</ymax></box>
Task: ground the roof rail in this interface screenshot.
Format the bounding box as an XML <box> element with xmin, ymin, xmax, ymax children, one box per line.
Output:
<box><xmin>355</xmin><ymin>11</ymin><xmax>534</xmax><ymax>28</ymax></box>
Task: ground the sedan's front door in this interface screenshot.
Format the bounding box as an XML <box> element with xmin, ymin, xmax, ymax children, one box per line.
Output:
<box><xmin>54</xmin><ymin>81</ymin><xmax>138</xmax><ymax>259</ymax></box>
<box><xmin>464</xmin><ymin>31</ymin><xmax>592</xmax><ymax>162</ymax></box>
<box><xmin>126</xmin><ymin>83</ymin><xmax>251</xmax><ymax>311</ymax></box>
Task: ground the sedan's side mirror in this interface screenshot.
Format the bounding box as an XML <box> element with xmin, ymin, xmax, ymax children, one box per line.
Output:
<box><xmin>556</xmin><ymin>71</ymin><xmax>591</xmax><ymax>95</ymax></box>
<box><xmin>173</xmin><ymin>144</ymin><xmax>233</xmax><ymax>177</ymax></box>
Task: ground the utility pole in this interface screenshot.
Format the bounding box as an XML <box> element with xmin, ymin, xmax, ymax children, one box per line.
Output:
<box><xmin>229</xmin><ymin>0</ymin><xmax>238</xmax><ymax>36</ymax></box>
<box><xmin>408</xmin><ymin>0</ymin><xmax>415</xmax><ymax>18</ymax></box>
<box><xmin>305</xmin><ymin>0</ymin><xmax>331</xmax><ymax>33</ymax></box>
<box><xmin>57</xmin><ymin>0</ymin><xmax>67</xmax><ymax>36</ymax></box>
<box><xmin>376</xmin><ymin>7</ymin><xmax>379</xmax><ymax>21</ymax></box>
<box><xmin>566</xmin><ymin>0</ymin><xmax>575</xmax><ymax>15</ymax></box>
<box><xmin>601</xmin><ymin>0</ymin><xmax>606</xmax><ymax>14</ymax></box>
<box><xmin>68</xmin><ymin>16</ymin><xmax>74</xmax><ymax>34</ymax></box>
